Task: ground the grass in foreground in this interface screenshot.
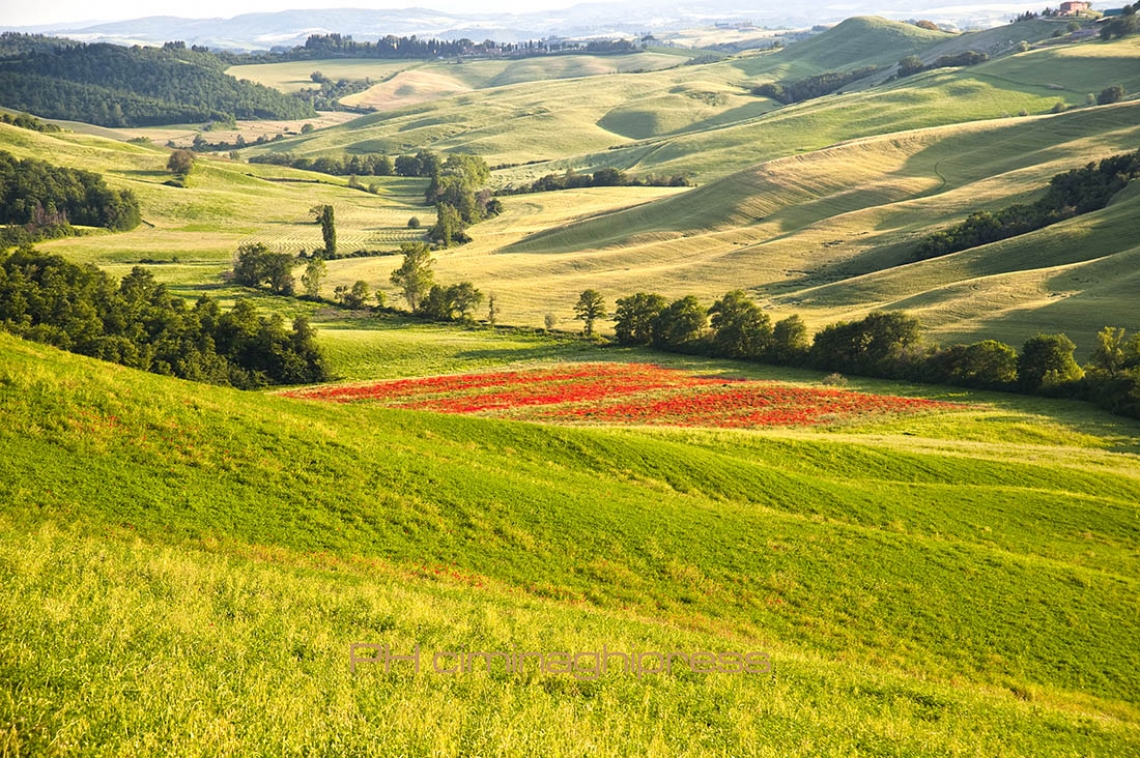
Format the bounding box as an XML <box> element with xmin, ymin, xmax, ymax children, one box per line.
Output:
<box><xmin>2</xmin><ymin>331</ymin><xmax>1140</xmax><ymax>754</ymax></box>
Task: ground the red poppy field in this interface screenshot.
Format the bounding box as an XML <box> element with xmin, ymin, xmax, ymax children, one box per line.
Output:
<box><xmin>285</xmin><ymin>363</ymin><xmax>962</xmax><ymax>428</ymax></box>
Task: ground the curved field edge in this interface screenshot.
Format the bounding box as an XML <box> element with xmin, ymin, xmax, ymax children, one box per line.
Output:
<box><xmin>2</xmin><ymin>334</ymin><xmax>1139</xmax><ymax>721</ymax></box>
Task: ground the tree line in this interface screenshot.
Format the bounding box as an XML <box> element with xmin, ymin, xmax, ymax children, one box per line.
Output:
<box><xmin>0</xmin><ymin>112</ymin><xmax>60</xmax><ymax>133</ymax></box>
<box><xmin>914</xmin><ymin>148</ymin><xmax>1140</xmax><ymax>261</ymax></box>
<box><xmin>254</xmin><ymin>241</ymin><xmax>489</xmax><ymax>322</ymax></box>
<box><xmin>752</xmin><ymin>65</ymin><xmax>881</xmax><ymax>104</ymax></box>
<box><xmin>249</xmin><ymin>152</ymin><xmax>395</xmax><ymax>177</ymax></box>
<box><xmin>0</xmin><ymin>150</ymin><xmax>141</xmax><ymax>244</ymax></box>
<box><xmin>0</xmin><ymin>35</ymin><xmax>314</xmax><ymax>127</ymax></box>
<box><xmin>570</xmin><ymin>289</ymin><xmax>1140</xmax><ymax>419</ymax></box>
<box><xmin>497</xmin><ymin>167</ymin><xmax>693</xmax><ymax>196</ymax></box>
<box><xmin>214</xmin><ymin>32</ymin><xmax>634</xmax><ymax>67</ymax></box>
<box><xmin>0</xmin><ymin>247</ymin><xmax>329</xmax><ymax>388</ymax></box>
<box><xmin>896</xmin><ymin>51</ymin><xmax>988</xmax><ymax>78</ymax></box>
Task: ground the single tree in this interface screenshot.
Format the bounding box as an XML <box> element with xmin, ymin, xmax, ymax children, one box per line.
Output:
<box><xmin>390</xmin><ymin>243</ymin><xmax>435</xmax><ymax>311</ymax></box>
<box><xmin>1097</xmin><ymin>85</ymin><xmax>1126</xmax><ymax>105</ymax></box>
<box><xmin>301</xmin><ymin>257</ymin><xmax>326</xmax><ymax>299</ymax></box>
<box><xmin>487</xmin><ymin>293</ymin><xmax>499</xmax><ymax>325</ymax></box>
<box><xmin>772</xmin><ymin>315</ymin><xmax>810</xmax><ymax>363</ymax></box>
<box><xmin>1090</xmin><ymin>326</ymin><xmax>1128</xmax><ymax>378</ymax></box>
<box><xmin>167</xmin><ymin>149</ymin><xmax>195</xmax><ymax>178</ymax></box>
<box><xmin>315</xmin><ymin>204</ymin><xmax>337</xmax><ymax>258</ymax></box>
<box><xmin>574</xmin><ymin>290</ymin><xmax>607</xmax><ymax>337</ymax></box>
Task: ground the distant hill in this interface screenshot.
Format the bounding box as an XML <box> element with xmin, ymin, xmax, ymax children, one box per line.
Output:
<box><xmin>775</xmin><ymin>16</ymin><xmax>951</xmax><ymax>70</ymax></box>
<box><xmin>0</xmin><ymin>34</ymin><xmax>315</xmax><ymax>127</ymax></box>
<box><xmin>6</xmin><ymin>3</ymin><xmax>1046</xmax><ymax>53</ymax></box>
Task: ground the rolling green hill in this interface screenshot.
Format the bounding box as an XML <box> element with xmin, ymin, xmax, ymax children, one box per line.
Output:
<box><xmin>236</xmin><ymin>31</ymin><xmax>1138</xmax><ymax>189</ymax></box>
<box><xmin>753</xmin><ymin>16</ymin><xmax>950</xmax><ymax>72</ymax></box>
<box><xmin>3</xmin><ymin>331</ymin><xmax>1140</xmax><ymax>754</ymax></box>
<box><xmin>4</xmin><ymin>13</ymin><xmax>1140</xmax><ymax>754</ymax></box>
<box><xmin>347</xmin><ymin>99</ymin><xmax>1138</xmax><ymax>348</ymax></box>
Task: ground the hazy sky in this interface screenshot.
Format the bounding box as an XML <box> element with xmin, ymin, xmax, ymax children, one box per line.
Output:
<box><xmin>2</xmin><ymin>0</ymin><xmax>592</xmax><ymax>28</ymax></box>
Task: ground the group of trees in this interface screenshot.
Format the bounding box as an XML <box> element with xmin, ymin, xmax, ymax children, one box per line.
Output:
<box><xmin>215</xmin><ymin>32</ymin><xmax>626</xmax><ymax>67</ymax></box>
<box><xmin>585</xmin><ymin>289</ymin><xmax>808</xmax><ymax>360</ymax></box>
<box><xmin>248</xmin><ymin>152</ymin><xmax>395</xmax><ymax>177</ymax></box>
<box><xmin>389</xmin><ymin>242</ymin><xmax>485</xmax><ymax>320</ymax></box>
<box><xmin>0</xmin><ymin>112</ymin><xmax>60</xmax><ymax>133</ymax></box>
<box><xmin>232</xmin><ymin>243</ymin><xmax>299</xmax><ymax>295</ymax></box>
<box><xmin>896</xmin><ymin>51</ymin><xmax>988</xmax><ymax>78</ymax></box>
<box><xmin>420</xmin><ymin>153</ymin><xmax>501</xmax><ymax>246</ymax></box>
<box><xmin>0</xmin><ymin>247</ymin><xmax>328</xmax><ymax>388</ymax></box>
<box><xmin>0</xmin><ymin>34</ymin><xmax>314</xmax><ymax>127</ymax></box>
<box><xmin>1101</xmin><ymin>4</ymin><xmax>1139</xmax><ymax>39</ymax></box>
<box><xmin>915</xmin><ymin>148</ymin><xmax>1140</xmax><ymax>260</ymax></box>
<box><xmin>573</xmin><ymin>288</ymin><xmax>1140</xmax><ymax>418</ymax></box>
<box><xmin>293</xmin><ymin>72</ymin><xmax>374</xmax><ymax>112</ymax></box>
<box><xmin>752</xmin><ymin>65</ymin><xmax>881</xmax><ymax>104</ymax></box>
<box><xmin>498</xmin><ymin>168</ymin><xmax>693</xmax><ymax>196</ymax></box>
<box><xmin>0</xmin><ymin>150</ymin><xmax>141</xmax><ymax>243</ymax></box>
<box><xmin>246</xmin><ymin>151</ymin><xmax>500</xmax><ymax>248</ymax></box>
<box><xmin>1096</xmin><ymin>84</ymin><xmax>1127</xmax><ymax>105</ymax></box>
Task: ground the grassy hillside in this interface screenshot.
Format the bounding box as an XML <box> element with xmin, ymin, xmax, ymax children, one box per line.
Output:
<box><xmin>5</xmin><ymin>13</ymin><xmax>1140</xmax><ymax>756</ymax></box>
<box><xmin>7</xmin><ymin>34</ymin><xmax>1139</xmax><ymax>349</ymax></box>
<box><xmin>241</xmin><ymin>32</ymin><xmax>1138</xmax><ymax>187</ymax></box>
<box><xmin>373</xmin><ymin>99</ymin><xmax>1139</xmax><ymax>348</ymax></box>
<box><xmin>0</xmin><ymin>121</ymin><xmax>434</xmax><ymax>277</ymax></box>
<box><xmin>3</xmin><ymin>331</ymin><xmax>1140</xmax><ymax>754</ymax></box>
<box><xmin>748</xmin><ymin>16</ymin><xmax>950</xmax><ymax>73</ymax></box>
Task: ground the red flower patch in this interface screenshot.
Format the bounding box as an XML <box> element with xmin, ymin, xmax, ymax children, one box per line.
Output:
<box><xmin>285</xmin><ymin>363</ymin><xmax>961</xmax><ymax>428</ymax></box>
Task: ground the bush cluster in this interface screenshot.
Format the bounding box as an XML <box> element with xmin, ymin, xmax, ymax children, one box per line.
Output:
<box><xmin>0</xmin><ymin>248</ymin><xmax>328</xmax><ymax>388</ymax></box>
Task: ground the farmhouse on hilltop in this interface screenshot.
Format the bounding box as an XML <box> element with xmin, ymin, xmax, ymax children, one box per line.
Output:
<box><xmin>1060</xmin><ymin>1</ymin><xmax>1091</xmax><ymax>13</ymax></box>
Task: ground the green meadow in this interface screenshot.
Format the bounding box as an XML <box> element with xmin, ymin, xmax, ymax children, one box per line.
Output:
<box><xmin>3</xmin><ymin>331</ymin><xmax>1140</xmax><ymax>755</ymax></box>
<box><xmin>3</xmin><ymin>13</ymin><xmax>1140</xmax><ymax>755</ymax></box>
